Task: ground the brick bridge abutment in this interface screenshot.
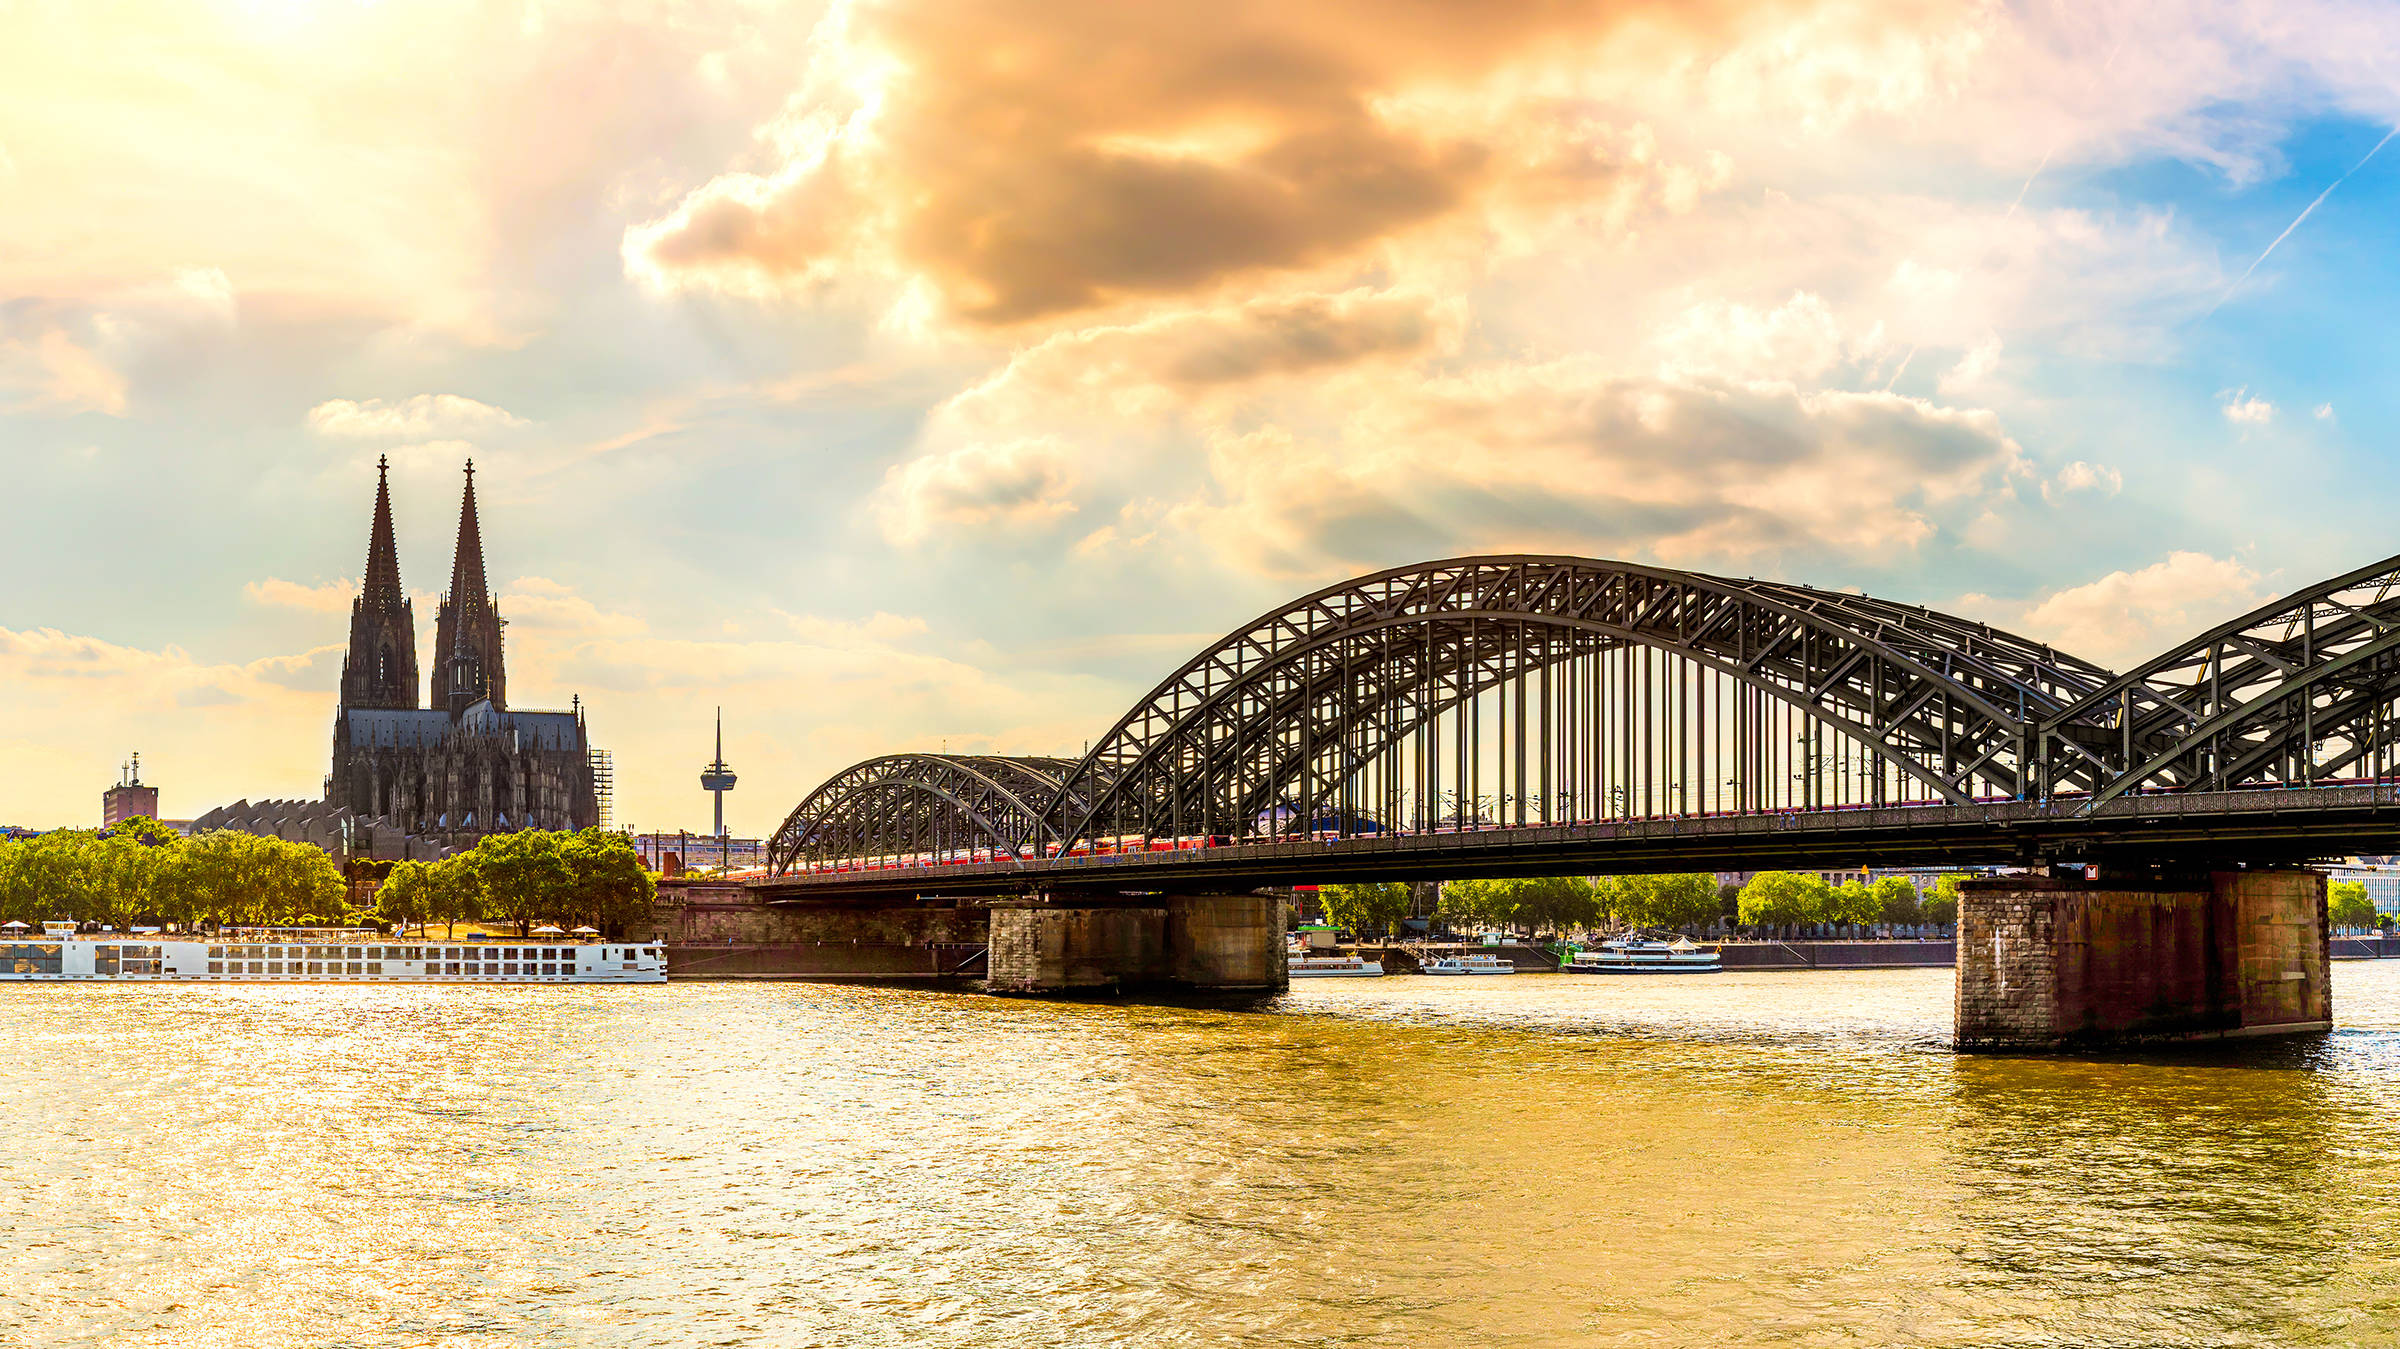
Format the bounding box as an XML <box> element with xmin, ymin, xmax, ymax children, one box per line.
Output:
<box><xmin>1956</xmin><ymin>869</ymin><xmax>2331</xmax><ymax>1050</ymax></box>
<box><xmin>984</xmin><ymin>893</ymin><xmax>1289</xmax><ymax>995</ymax></box>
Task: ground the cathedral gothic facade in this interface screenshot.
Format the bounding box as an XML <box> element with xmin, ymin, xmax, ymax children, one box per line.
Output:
<box><xmin>322</xmin><ymin>459</ymin><xmax>598</xmax><ymax>845</ymax></box>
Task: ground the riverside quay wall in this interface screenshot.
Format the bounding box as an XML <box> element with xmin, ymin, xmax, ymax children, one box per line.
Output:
<box><xmin>654</xmin><ymin>881</ymin><xmax>993</xmax><ymax>979</ymax></box>
<box><xmin>1956</xmin><ymin>870</ymin><xmax>2331</xmax><ymax>1050</ymax></box>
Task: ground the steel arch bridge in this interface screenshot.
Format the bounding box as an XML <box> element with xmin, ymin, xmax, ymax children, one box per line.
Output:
<box><xmin>765</xmin><ymin>553</ymin><xmax>2400</xmax><ymax>882</ymax></box>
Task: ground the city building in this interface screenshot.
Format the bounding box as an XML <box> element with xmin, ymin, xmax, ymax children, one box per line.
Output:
<box><xmin>101</xmin><ymin>754</ymin><xmax>158</xmax><ymax>826</ymax></box>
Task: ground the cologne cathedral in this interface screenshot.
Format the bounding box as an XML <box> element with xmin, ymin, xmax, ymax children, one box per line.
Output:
<box><xmin>194</xmin><ymin>460</ymin><xmax>599</xmax><ymax>859</ymax></box>
<box><xmin>323</xmin><ymin>457</ymin><xmax>599</xmax><ymax>843</ymax></box>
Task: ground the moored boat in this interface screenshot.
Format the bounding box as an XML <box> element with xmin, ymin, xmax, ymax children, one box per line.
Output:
<box><xmin>1564</xmin><ymin>935</ymin><xmax>1721</xmax><ymax>974</ymax></box>
<box><xmin>1288</xmin><ymin>953</ymin><xmax>1386</xmax><ymax>978</ymax></box>
<box><xmin>0</xmin><ymin>922</ymin><xmax>666</xmax><ymax>984</ymax></box>
<box><xmin>1421</xmin><ymin>953</ymin><xmax>1517</xmax><ymax>975</ymax></box>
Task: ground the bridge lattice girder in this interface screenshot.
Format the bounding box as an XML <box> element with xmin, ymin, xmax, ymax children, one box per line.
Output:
<box><xmin>2038</xmin><ymin>551</ymin><xmax>2400</xmax><ymax>804</ymax></box>
<box><xmin>1041</xmin><ymin>557</ymin><xmax>2114</xmax><ymax>848</ymax></box>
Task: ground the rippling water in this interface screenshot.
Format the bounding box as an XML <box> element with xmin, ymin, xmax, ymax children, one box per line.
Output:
<box><xmin>6</xmin><ymin>964</ymin><xmax>2400</xmax><ymax>1347</ymax></box>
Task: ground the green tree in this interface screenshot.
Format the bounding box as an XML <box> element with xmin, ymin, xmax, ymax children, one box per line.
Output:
<box><xmin>424</xmin><ymin>858</ymin><xmax>487</xmax><ymax>939</ymax></box>
<box><xmin>1922</xmin><ymin>874</ymin><xmax>1964</xmax><ymax>927</ymax></box>
<box><xmin>1441</xmin><ymin>877</ymin><xmax>1603</xmax><ymax>935</ymax></box>
<box><xmin>375</xmin><ymin>861</ymin><xmax>434</xmax><ymax>935</ymax></box>
<box><xmin>257</xmin><ymin>836</ymin><xmax>344</xmax><ymax>926</ymax></box>
<box><xmin>1872</xmin><ymin>875</ymin><xmax>1921</xmax><ymax>925</ymax></box>
<box><xmin>467</xmin><ymin>832</ymin><xmax>573</xmax><ymax>937</ymax></box>
<box><xmin>172</xmin><ymin>831</ymin><xmax>277</xmax><ymax>927</ymax></box>
<box><xmin>1317</xmin><ymin>882</ymin><xmax>1412</xmax><ymax>939</ymax></box>
<box><xmin>1738</xmin><ymin>871</ymin><xmax>1832</xmax><ymax>926</ymax></box>
<box><xmin>88</xmin><ymin>830</ymin><xmax>167</xmax><ymax>928</ymax></box>
<box><xmin>1828</xmin><ymin>879</ymin><xmax>1882</xmax><ymax>926</ymax></box>
<box><xmin>1438</xmin><ymin>877</ymin><xmax>1514</xmax><ymax>932</ymax></box>
<box><xmin>2330</xmin><ymin>880</ymin><xmax>2378</xmax><ymax>931</ymax></box>
<box><xmin>1606</xmin><ymin>873</ymin><xmax>1722</xmax><ymax>930</ymax></box>
<box><xmin>1513</xmin><ymin>876</ymin><xmax>1601</xmax><ymax>935</ymax></box>
<box><xmin>0</xmin><ymin>833</ymin><xmax>94</xmax><ymax>925</ymax></box>
<box><xmin>558</xmin><ymin>829</ymin><xmax>657</xmax><ymax>936</ymax></box>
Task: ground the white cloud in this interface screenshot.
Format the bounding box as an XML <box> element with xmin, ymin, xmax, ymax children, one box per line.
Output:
<box><xmin>0</xmin><ymin>328</ymin><xmax>128</xmax><ymax>416</ymax></box>
<box><xmin>0</xmin><ymin>267</ymin><xmax>238</xmax><ymax>417</ymax></box>
<box><xmin>875</xmin><ymin>438</ymin><xmax>1082</xmax><ymax>545</ymax></box>
<box><xmin>1939</xmin><ymin>335</ymin><xmax>2002</xmax><ymax>394</ymax></box>
<box><xmin>1651</xmin><ymin>292</ymin><xmax>1858</xmax><ymax>381</ymax></box>
<box><xmin>2042</xmin><ymin>459</ymin><xmax>2122</xmax><ymax>502</ymax></box>
<box><xmin>2004</xmin><ymin>551</ymin><xmax>2265</xmax><ymax>670</ymax></box>
<box><xmin>2315</xmin><ymin>402</ymin><xmax>2335</xmax><ymax>420</ymax></box>
<box><xmin>2220</xmin><ymin>388</ymin><xmax>2275</xmax><ymax>424</ymax></box>
<box><xmin>243</xmin><ymin>577</ymin><xmax>358</xmax><ymax>614</ymax></box>
<box><xmin>306</xmin><ymin>394</ymin><xmax>527</xmax><ymax>439</ymax></box>
<box><xmin>499</xmin><ymin>576</ymin><xmax>649</xmax><ymax>638</ymax></box>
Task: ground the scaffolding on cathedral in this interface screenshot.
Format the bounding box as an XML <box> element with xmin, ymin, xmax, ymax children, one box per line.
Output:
<box><xmin>589</xmin><ymin>748</ymin><xmax>615</xmax><ymax>830</ymax></box>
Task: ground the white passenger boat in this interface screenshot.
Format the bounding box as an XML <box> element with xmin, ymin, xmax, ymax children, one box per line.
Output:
<box><xmin>1564</xmin><ymin>936</ymin><xmax>1721</xmax><ymax>974</ymax></box>
<box><xmin>1288</xmin><ymin>954</ymin><xmax>1385</xmax><ymax>978</ymax></box>
<box><xmin>1421</xmin><ymin>953</ymin><xmax>1516</xmax><ymax>975</ymax></box>
<box><xmin>0</xmin><ymin>923</ymin><xmax>666</xmax><ymax>984</ymax></box>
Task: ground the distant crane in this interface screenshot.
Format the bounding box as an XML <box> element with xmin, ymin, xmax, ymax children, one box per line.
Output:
<box><xmin>700</xmin><ymin>708</ymin><xmax>737</xmax><ymax>872</ymax></box>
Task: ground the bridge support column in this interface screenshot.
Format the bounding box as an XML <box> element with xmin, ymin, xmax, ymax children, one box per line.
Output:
<box><xmin>1956</xmin><ymin>870</ymin><xmax>2330</xmax><ymax>1050</ymax></box>
<box><xmin>985</xmin><ymin>902</ymin><xmax>1165</xmax><ymax>994</ymax></box>
<box><xmin>984</xmin><ymin>893</ymin><xmax>1288</xmax><ymax>995</ymax></box>
<box><xmin>1166</xmin><ymin>893</ymin><xmax>1289</xmax><ymax>992</ymax></box>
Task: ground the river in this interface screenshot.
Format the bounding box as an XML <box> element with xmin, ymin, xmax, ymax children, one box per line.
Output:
<box><xmin>5</xmin><ymin>963</ymin><xmax>2399</xmax><ymax>1347</ymax></box>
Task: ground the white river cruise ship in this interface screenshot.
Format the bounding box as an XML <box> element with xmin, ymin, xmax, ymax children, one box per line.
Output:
<box><xmin>0</xmin><ymin>923</ymin><xmax>666</xmax><ymax>984</ymax></box>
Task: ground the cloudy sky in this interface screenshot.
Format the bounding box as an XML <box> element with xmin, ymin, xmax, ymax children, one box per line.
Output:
<box><xmin>4</xmin><ymin>0</ymin><xmax>2397</xmax><ymax>833</ymax></box>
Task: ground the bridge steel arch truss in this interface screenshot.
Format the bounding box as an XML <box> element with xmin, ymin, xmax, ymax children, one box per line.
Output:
<box><xmin>769</xmin><ymin>557</ymin><xmax>2134</xmax><ymax>876</ymax></box>
<box><xmin>770</xmin><ymin>754</ymin><xmax>1100</xmax><ymax>873</ymax></box>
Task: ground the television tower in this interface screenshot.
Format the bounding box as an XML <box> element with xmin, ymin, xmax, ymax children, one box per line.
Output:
<box><xmin>699</xmin><ymin>708</ymin><xmax>737</xmax><ymax>869</ymax></box>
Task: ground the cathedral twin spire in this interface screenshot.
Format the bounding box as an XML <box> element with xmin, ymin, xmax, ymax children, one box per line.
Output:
<box><xmin>433</xmin><ymin>459</ymin><xmax>506</xmax><ymax>717</ymax></box>
<box><xmin>339</xmin><ymin>458</ymin><xmax>505</xmax><ymax>718</ymax></box>
<box><xmin>338</xmin><ymin>456</ymin><xmax>418</xmax><ymax>710</ymax></box>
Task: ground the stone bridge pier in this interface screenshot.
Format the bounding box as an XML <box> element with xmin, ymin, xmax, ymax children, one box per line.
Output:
<box><xmin>986</xmin><ymin>893</ymin><xmax>1289</xmax><ymax>996</ymax></box>
<box><xmin>1956</xmin><ymin>869</ymin><xmax>2331</xmax><ymax>1050</ymax></box>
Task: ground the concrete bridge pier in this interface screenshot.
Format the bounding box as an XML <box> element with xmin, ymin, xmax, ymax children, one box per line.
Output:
<box><xmin>1956</xmin><ymin>869</ymin><xmax>2330</xmax><ymax>1050</ymax></box>
<box><xmin>986</xmin><ymin>893</ymin><xmax>1289</xmax><ymax>996</ymax></box>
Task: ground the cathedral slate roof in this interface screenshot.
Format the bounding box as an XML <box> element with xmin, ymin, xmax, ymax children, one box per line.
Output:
<box><xmin>342</xmin><ymin>704</ymin><xmax>585</xmax><ymax>751</ymax></box>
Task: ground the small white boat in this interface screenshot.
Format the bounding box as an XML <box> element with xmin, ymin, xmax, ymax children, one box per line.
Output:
<box><xmin>1421</xmin><ymin>953</ymin><xmax>1517</xmax><ymax>976</ymax></box>
<box><xmin>1288</xmin><ymin>954</ymin><xmax>1385</xmax><ymax>978</ymax></box>
<box><xmin>1565</xmin><ymin>936</ymin><xmax>1721</xmax><ymax>974</ymax></box>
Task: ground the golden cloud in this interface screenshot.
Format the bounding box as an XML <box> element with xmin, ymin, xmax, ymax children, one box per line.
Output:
<box><xmin>243</xmin><ymin>577</ymin><xmax>359</xmax><ymax>615</ymax></box>
<box><xmin>1153</xmin><ymin>363</ymin><xmax>2031</xmax><ymax>577</ymax></box>
<box><xmin>627</xmin><ymin>0</ymin><xmax>1757</xmax><ymax>324</ymax></box>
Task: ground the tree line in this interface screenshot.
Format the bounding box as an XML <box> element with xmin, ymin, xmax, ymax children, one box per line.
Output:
<box><xmin>374</xmin><ymin>829</ymin><xmax>655</xmax><ymax>937</ymax></box>
<box><xmin>1734</xmin><ymin>872</ymin><xmax>1958</xmax><ymax>928</ymax></box>
<box><xmin>0</xmin><ymin>820</ymin><xmax>344</xmax><ymax>928</ymax></box>
<box><xmin>1314</xmin><ymin>871</ymin><xmax>1966</xmax><ymax>937</ymax></box>
<box><xmin>0</xmin><ymin>820</ymin><xmax>655</xmax><ymax>936</ymax></box>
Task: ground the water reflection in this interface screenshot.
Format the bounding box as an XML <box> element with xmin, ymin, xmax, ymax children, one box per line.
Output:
<box><xmin>0</xmin><ymin>967</ymin><xmax>2396</xmax><ymax>1346</ymax></box>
